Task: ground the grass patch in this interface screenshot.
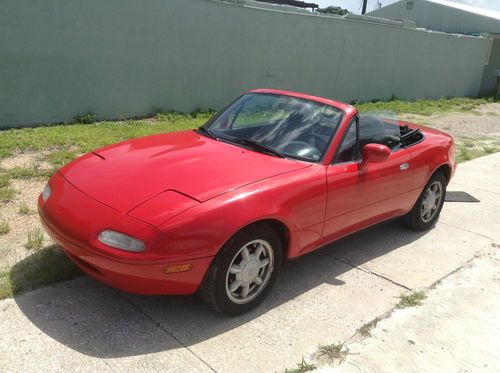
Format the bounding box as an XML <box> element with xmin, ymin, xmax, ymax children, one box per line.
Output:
<box><xmin>0</xmin><ymin>268</ymin><xmax>10</xmax><ymax>299</ymax></box>
<box><xmin>47</xmin><ymin>150</ymin><xmax>78</xmax><ymax>168</ymax></box>
<box><xmin>0</xmin><ymin>246</ymin><xmax>81</xmax><ymax>300</ymax></box>
<box><xmin>3</xmin><ymin>166</ymin><xmax>54</xmax><ymax>180</ymax></box>
<box><xmin>1</xmin><ymin>97</ymin><xmax>493</xmax><ymax>159</ymax></box>
<box><xmin>355</xmin><ymin>97</ymin><xmax>492</xmax><ymax>116</ymax></box>
<box><xmin>0</xmin><ymin>99</ymin><xmax>496</xmax><ymax>160</ymax></box>
<box><xmin>154</xmin><ymin>110</ymin><xmax>200</xmax><ymax>122</ymax></box>
<box><xmin>397</xmin><ymin>291</ymin><xmax>426</xmax><ymax>308</ymax></box>
<box><xmin>455</xmin><ymin>143</ymin><xmax>499</xmax><ymax>163</ymax></box>
<box><xmin>0</xmin><ymin>175</ymin><xmax>15</xmax><ymax>203</ymax></box>
<box><xmin>317</xmin><ymin>343</ymin><xmax>348</xmax><ymax>362</ymax></box>
<box><xmin>285</xmin><ymin>358</ymin><xmax>316</xmax><ymax>373</ymax></box>
<box><xmin>0</xmin><ymin>113</ymin><xmax>212</xmax><ymax>158</ymax></box>
<box><xmin>25</xmin><ymin>228</ymin><xmax>45</xmax><ymax>250</ymax></box>
<box><xmin>19</xmin><ymin>202</ymin><xmax>34</xmax><ymax>215</ymax></box>
<box><xmin>484</xmin><ymin>146</ymin><xmax>498</xmax><ymax>154</ymax></box>
<box><xmin>0</xmin><ymin>187</ymin><xmax>16</xmax><ymax>202</ymax></box>
<box><xmin>74</xmin><ymin>113</ymin><xmax>97</xmax><ymax>124</ymax></box>
<box><xmin>457</xmin><ymin>147</ymin><xmax>474</xmax><ymax>162</ymax></box>
<box><xmin>0</xmin><ymin>174</ymin><xmax>10</xmax><ymax>188</ymax></box>
<box><xmin>0</xmin><ymin>221</ymin><xmax>10</xmax><ymax>235</ymax></box>
<box><xmin>357</xmin><ymin>318</ymin><xmax>379</xmax><ymax>338</ymax></box>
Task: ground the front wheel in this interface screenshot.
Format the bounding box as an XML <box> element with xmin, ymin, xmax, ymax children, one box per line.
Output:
<box><xmin>404</xmin><ymin>172</ymin><xmax>446</xmax><ymax>230</ymax></box>
<box><xmin>199</xmin><ymin>224</ymin><xmax>282</xmax><ymax>315</ymax></box>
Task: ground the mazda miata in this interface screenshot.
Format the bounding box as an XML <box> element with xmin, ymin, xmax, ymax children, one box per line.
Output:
<box><xmin>39</xmin><ymin>89</ymin><xmax>456</xmax><ymax>315</ymax></box>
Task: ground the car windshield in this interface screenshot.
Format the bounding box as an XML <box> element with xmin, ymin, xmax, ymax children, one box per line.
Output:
<box><xmin>201</xmin><ymin>93</ymin><xmax>344</xmax><ymax>162</ymax></box>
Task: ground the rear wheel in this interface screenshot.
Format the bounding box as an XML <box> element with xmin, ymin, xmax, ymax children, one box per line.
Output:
<box><xmin>199</xmin><ymin>224</ymin><xmax>282</xmax><ymax>315</ymax></box>
<box><xmin>404</xmin><ymin>172</ymin><xmax>446</xmax><ymax>230</ymax></box>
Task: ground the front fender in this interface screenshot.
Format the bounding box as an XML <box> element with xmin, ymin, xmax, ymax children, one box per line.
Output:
<box><xmin>158</xmin><ymin>165</ymin><xmax>326</xmax><ymax>261</ymax></box>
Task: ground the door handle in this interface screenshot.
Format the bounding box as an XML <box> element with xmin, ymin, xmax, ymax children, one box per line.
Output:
<box><xmin>400</xmin><ymin>163</ymin><xmax>410</xmax><ymax>171</ymax></box>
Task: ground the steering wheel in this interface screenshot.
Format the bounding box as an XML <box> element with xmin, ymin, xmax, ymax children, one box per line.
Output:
<box><xmin>310</xmin><ymin>133</ymin><xmax>328</xmax><ymax>153</ymax></box>
<box><xmin>282</xmin><ymin>141</ymin><xmax>321</xmax><ymax>161</ymax></box>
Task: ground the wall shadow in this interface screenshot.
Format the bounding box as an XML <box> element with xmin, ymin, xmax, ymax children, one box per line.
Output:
<box><xmin>12</xmin><ymin>219</ymin><xmax>429</xmax><ymax>358</ymax></box>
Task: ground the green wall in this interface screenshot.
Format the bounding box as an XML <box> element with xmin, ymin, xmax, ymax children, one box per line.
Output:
<box><xmin>0</xmin><ymin>0</ymin><xmax>492</xmax><ymax>127</ymax></box>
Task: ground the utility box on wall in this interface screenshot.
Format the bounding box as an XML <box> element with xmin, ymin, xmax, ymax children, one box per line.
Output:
<box><xmin>481</xmin><ymin>38</ymin><xmax>500</xmax><ymax>95</ymax></box>
<box><xmin>496</xmin><ymin>69</ymin><xmax>500</xmax><ymax>98</ymax></box>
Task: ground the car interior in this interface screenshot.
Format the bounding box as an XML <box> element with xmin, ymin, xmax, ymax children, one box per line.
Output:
<box><xmin>334</xmin><ymin>115</ymin><xmax>424</xmax><ymax>163</ymax></box>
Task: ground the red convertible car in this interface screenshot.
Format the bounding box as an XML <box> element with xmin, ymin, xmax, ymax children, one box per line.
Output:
<box><xmin>39</xmin><ymin>89</ymin><xmax>456</xmax><ymax>315</ymax></box>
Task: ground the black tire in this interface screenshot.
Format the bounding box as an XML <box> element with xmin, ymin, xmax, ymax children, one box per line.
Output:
<box><xmin>199</xmin><ymin>224</ymin><xmax>282</xmax><ymax>315</ymax></box>
<box><xmin>404</xmin><ymin>172</ymin><xmax>446</xmax><ymax>230</ymax></box>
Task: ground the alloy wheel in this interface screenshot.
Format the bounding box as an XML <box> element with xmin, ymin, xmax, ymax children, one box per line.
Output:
<box><xmin>225</xmin><ymin>239</ymin><xmax>274</xmax><ymax>304</ymax></box>
<box><xmin>421</xmin><ymin>180</ymin><xmax>443</xmax><ymax>223</ymax></box>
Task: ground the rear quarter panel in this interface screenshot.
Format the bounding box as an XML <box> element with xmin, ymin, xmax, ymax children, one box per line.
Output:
<box><xmin>404</xmin><ymin>123</ymin><xmax>456</xmax><ymax>188</ymax></box>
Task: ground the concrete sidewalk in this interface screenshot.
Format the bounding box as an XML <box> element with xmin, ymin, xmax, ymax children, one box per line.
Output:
<box><xmin>325</xmin><ymin>249</ymin><xmax>500</xmax><ymax>373</ymax></box>
<box><xmin>0</xmin><ymin>153</ymin><xmax>498</xmax><ymax>372</ymax></box>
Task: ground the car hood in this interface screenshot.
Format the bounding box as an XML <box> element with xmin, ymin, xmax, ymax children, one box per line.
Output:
<box><xmin>60</xmin><ymin>130</ymin><xmax>311</xmax><ymax>213</ymax></box>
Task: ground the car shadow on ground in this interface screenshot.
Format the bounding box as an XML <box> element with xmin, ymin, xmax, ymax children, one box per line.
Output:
<box><xmin>12</xmin><ymin>219</ymin><xmax>429</xmax><ymax>358</ymax></box>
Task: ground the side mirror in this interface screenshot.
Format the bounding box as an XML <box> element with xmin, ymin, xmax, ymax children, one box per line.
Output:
<box><xmin>362</xmin><ymin>143</ymin><xmax>391</xmax><ymax>164</ymax></box>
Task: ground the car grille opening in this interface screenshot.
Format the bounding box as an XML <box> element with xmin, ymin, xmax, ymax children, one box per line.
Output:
<box><xmin>66</xmin><ymin>252</ymin><xmax>106</xmax><ymax>278</ymax></box>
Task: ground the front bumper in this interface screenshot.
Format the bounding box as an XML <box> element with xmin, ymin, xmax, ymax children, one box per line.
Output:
<box><xmin>38</xmin><ymin>172</ymin><xmax>213</xmax><ymax>295</ymax></box>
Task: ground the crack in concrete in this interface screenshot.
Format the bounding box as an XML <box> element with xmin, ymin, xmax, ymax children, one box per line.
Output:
<box><xmin>115</xmin><ymin>292</ymin><xmax>218</xmax><ymax>373</ymax></box>
<box><xmin>426</xmin><ymin>250</ymin><xmax>493</xmax><ymax>291</ymax></box>
<box><xmin>101</xmin><ymin>358</ymin><xmax>118</xmax><ymax>372</ymax></box>
<box><xmin>317</xmin><ymin>247</ymin><xmax>497</xmax><ymax>369</ymax></box>
<box><xmin>322</xmin><ymin>252</ymin><xmax>412</xmax><ymax>291</ymax></box>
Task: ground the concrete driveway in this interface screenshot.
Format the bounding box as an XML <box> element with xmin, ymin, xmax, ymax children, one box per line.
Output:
<box><xmin>1</xmin><ymin>153</ymin><xmax>498</xmax><ymax>373</ymax></box>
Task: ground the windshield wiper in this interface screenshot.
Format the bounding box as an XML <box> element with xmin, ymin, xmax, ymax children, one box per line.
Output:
<box><xmin>197</xmin><ymin>128</ymin><xmax>285</xmax><ymax>158</ymax></box>
<box><xmin>229</xmin><ymin>138</ymin><xmax>286</xmax><ymax>158</ymax></box>
<box><xmin>197</xmin><ymin>126</ymin><xmax>218</xmax><ymax>140</ymax></box>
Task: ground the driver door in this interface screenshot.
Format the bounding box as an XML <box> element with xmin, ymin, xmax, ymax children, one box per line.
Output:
<box><xmin>322</xmin><ymin>117</ymin><xmax>414</xmax><ymax>242</ymax></box>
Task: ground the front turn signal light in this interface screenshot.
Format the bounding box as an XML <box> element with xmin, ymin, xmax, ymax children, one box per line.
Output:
<box><xmin>164</xmin><ymin>264</ymin><xmax>193</xmax><ymax>274</ymax></box>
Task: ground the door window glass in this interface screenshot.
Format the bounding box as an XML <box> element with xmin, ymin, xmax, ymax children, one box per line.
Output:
<box><xmin>333</xmin><ymin>118</ymin><xmax>359</xmax><ymax>163</ymax></box>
